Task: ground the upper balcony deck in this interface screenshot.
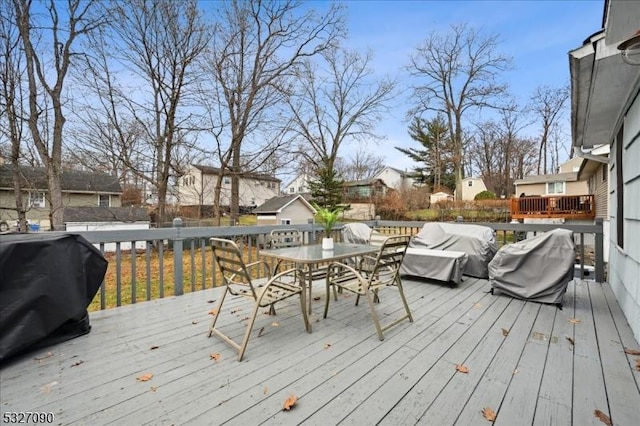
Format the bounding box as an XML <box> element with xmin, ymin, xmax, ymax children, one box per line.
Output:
<box><xmin>511</xmin><ymin>195</ymin><xmax>596</xmax><ymax>220</ymax></box>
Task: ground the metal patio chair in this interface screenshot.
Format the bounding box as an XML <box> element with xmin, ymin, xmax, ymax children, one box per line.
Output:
<box><xmin>323</xmin><ymin>234</ymin><xmax>412</xmax><ymax>340</ymax></box>
<box><xmin>209</xmin><ymin>238</ymin><xmax>310</xmax><ymax>361</ymax></box>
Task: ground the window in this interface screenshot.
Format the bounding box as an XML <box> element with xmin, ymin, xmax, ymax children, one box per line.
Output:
<box><xmin>280</xmin><ymin>218</ymin><xmax>291</xmax><ymax>225</ymax></box>
<box><xmin>99</xmin><ymin>194</ymin><xmax>110</xmax><ymax>207</ymax></box>
<box><xmin>615</xmin><ymin>126</ymin><xmax>623</xmax><ymax>249</ymax></box>
<box><xmin>29</xmin><ymin>192</ymin><xmax>45</xmax><ymax>208</ymax></box>
<box><xmin>289</xmin><ymin>187</ymin><xmax>295</xmax><ymax>193</ymax></box>
<box><xmin>546</xmin><ymin>181</ymin><xmax>565</xmax><ymax>195</ymax></box>
<box><xmin>298</xmin><ymin>186</ymin><xmax>303</xmax><ymax>192</ymax></box>
<box><xmin>602</xmin><ymin>163</ymin><xmax>607</xmax><ymax>182</ymax></box>
<box><xmin>467</xmin><ymin>180</ymin><xmax>473</xmax><ymax>187</ymax></box>
<box><xmin>223</xmin><ymin>177</ymin><xmax>231</xmax><ymax>185</ymax></box>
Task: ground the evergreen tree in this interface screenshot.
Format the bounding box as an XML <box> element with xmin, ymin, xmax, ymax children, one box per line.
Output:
<box><xmin>308</xmin><ymin>166</ymin><xmax>344</xmax><ymax>209</ymax></box>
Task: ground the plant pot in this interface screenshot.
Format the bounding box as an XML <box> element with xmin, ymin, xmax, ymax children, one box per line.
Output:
<box><xmin>322</xmin><ymin>237</ymin><xmax>334</xmax><ymax>251</ymax></box>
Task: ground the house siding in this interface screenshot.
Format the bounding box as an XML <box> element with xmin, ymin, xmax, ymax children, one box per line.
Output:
<box><xmin>276</xmin><ymin>200</ymin><xmax>314</xmax><ymax>225</ymax></box>
<box><xmin>609</xmin><ymin>92</ymin><xmax>640</xmax><ymax>341</ymax></box>
<box><xmin>516</xmin><ymin>180</ymin><xmax>588</xmax><ymax>197</ymax></box>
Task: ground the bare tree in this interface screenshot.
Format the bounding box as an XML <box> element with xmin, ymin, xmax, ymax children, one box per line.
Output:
<box><xmin>408</xmin><ymin>23</ymin><xmax>511</xmax><ymax>200</ymax></box>
<box><xmin>528</xmin><ymin>84</ymin><xmax>570</xmax><ymax>174</ymax></box>
<box><xmin>201</xmin><ymin>0</ymin><xmax>345</xmax><ymax>223</ymax></box>
<box><xmin>90</xmin><ymin>0</ymin><xmax>211</xmax><ymax>223</ymax></box>
<box><xmin>287</xmin><ymin>47</ymin><xmax>396</xmax><ymax>203</ymax></box>
<box><xmin>0</xmin><ymin>0</ymin><xmax>28</xmax><ymax>230</ymax></box>
<box><xmin>12</xmin><ymin>0</ymin><xmax>105</xmax><ymax>229</ymax></box>
<box><xmin>340</xmin><ymin>146</ymin><xmax>384</xmax><ymax>182</ymax></box>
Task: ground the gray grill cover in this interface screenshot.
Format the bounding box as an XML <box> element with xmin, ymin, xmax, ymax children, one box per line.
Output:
<box><xmin>410</xmin><ymin>223</ymin><xmax>497</xmax><ymax>278</ymax></box>
<box><xmin>489</xmin><ymin>228</ymin><xmax>576</xmax><ymax>305</ymax></box>
<box><xmin>341</xmin><ymin>223</ymin><xmax>382</xmax><ymax>244</ymax></box>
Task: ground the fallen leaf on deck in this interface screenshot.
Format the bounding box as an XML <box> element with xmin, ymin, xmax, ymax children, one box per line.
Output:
<box><xmin>208</xmin><ymin>309</ymin><xmax>217</xmax><ymax>316</ymax></box>
<box><xmin>137</xmin><ymin>373</ymin><xmax>154</xmax><ymax>382</ymax></box>
<box><xmin>71</xmin><ymin>360</ymin><xmax>84</xmax><ymax>367</ymax></box>
<box><xmin>594</xmin><ymin>409</ymin><xmax>612</xmax><ymax>425</ymax></box>
<box><xmin>271</xmin><ymin>322</ymin><xmax>280</xmax><ymax>327</ymax></box>
<box><xmin>324</xmin><ymin>342</ymin><xmax>332</xmax><ymax>349</ymax></box>
<box><xmin>481</xmin><ymin>407</ymin><xmax>496</xmax><ymax>422</ymax></box>
<box><xmin>207</xmin><ymin>299</ymin><xmax>215</xmax><ymax>303</ymax></box>
<box><xmin>635</xmin><ymin>358</ymin><xmax>640</xmax><ymax>371</ymax></box>
<box><xmin>501</xmin><ymin>328</ymin><xmax>509</xmax><ymax>336</ymax></box>
<box><xmin>624</xmin><ymin>348</ymin><xmax>640</xmax><ymax>355</ymax></box>
<box><xmin>150</xmin><ymin>345</ymin><xmax>159</xmax><ymax>350</ymax></box>
<box><xmin>314</xmin><ymin>296</ymin><xmax>321</xmax><ymax>301</ymax></box>
<box><xmin>34</xmin><ymin>352</ymin><xmax>53</xmax><ymax>362</ymax></box>
<box><xmin>473</xmin><ymin>303</ymin><xmax>482</xmax><ymax>309</ymax></box>
<box><xmin>258</xmin><ymin>327</ymin><xmax>266</xmax><ymax>337</ymax></box>
<box><xmin>282</xmin><ymin>395</ymin><xmax>298</xmax><ymax>411</ymax></box>
<box><xmin>150</xmin><ymin>386</ymin><xmax>158</xmax><ymax>392</ymax></box>
<box><xmin>192</xmin><ymin>320</ymin><xmax>198</xmax><ymax>324</ymax></box>
<box><xmin>569</xmin><ymin>318</ymin><xmax>581</xmax><ymax>324</ymax></box>
<box><xmin>263</xmin><ymin>386</ymin><xmax>268</xmax><ymax>395</ymax></box>
<box><xmin>40</xmin><ymin>381</ymin><xmax>58</xmax><ymax>394</ymax></box>
<box><xmin>230</xmin><ymin>309</ymin><xmax>241</xmax><ymax>314</ymax></box>
<box><xmin>456</xmin><ymin>364</ymin><xmax>469</xmax><ymax>373</ymax></box>
<box><xmin>210</xmin><ymin>352</ymin><xmax>221</xmax><ymax>362</ymax></box>
<box><xmin>566</xmin><ymin>337</ymin><xmax>574</xmax><ymax>346</ymax></box>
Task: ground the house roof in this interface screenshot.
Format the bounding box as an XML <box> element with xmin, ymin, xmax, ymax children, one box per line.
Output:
<box><xmin>192</xmin><ymin>164</ymin><xmax>280</xmax><ymax>183</ymax></box>
<box><xmin>569</xmin><ymin>1</ymin><xmax>640</xmax><ymax>149</ymax></box>
<box><xmin>0</xmin><ymin>165</ymin><xmax>122</xmax><ymax>193</ymax></box>
<box><xmin>63</xmin><ymin>206</ymin><xmax>150</xmax><ymax>223</ymax></box>
<box><xmin>253</xmin><ymin>194</ymin><xmax>315</xmax><ymax>214</ymax></box>
<box><xmin>514</xmin><ymin>172</ymin><xmax>579</xmax><ymax>185</ymax></box>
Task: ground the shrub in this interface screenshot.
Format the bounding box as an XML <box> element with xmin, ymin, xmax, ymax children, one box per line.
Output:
<box><xmin>474</xmin><ymin>190</ymin><xmax>497</xmax><ymax>200</ymax></box>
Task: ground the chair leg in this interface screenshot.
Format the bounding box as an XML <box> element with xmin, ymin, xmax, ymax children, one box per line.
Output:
<box><xmin>208</xmin><ymin>287</ymin><xmax>228</xmax><ymax>337</ymax></box>
<box><xmin>363</xmin><ymin>288</ymin><xmax>385</xmax><ymax>341</ymax></box>
<box><xmin>395</xmin><ymin>276</ymin><xmax>413</xmax><ymax>323</ymax></box>
<box><xmin>237</xmin><ymin>299</ymin><xmax>262</xmax><ymax>362</ymax></box>
<box><xmin>323</xmin><ymin>281</ymin><xmax>331</xmax><ymax>319</ymax></box>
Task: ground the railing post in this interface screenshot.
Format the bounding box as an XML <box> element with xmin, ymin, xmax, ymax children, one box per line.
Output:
<box><xmin>173</xmin><ymin>217</ymin><xmax>184</xmax><ymax>295</ymax></box>
<box><xmin>594</xmin><ymin>218</ymin><xmax>604</xmax><ymax>282</ymax></box>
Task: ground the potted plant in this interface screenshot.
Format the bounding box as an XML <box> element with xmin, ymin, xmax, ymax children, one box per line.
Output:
<box><xmin>314</xmin><ymin>204</ymin><xmax>342</xmax><ymax>250</ymax></box>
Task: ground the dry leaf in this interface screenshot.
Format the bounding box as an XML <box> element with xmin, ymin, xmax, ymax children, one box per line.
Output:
<box><xmin>40</xmin><ymin>381</ymin><xmax>58</xmax><ymax>394</ymax></box>
<box><xmin>593</xmin><ymin>409</ymin><xmax>612</xmax><ymax>425</ymax></box>
<box><xmin>207</xmin><ymin>299</ymin><xmax>215</xmax><ymax>304</ymax></box>
<box><xmin>313</xmin><ymin>296</ymin><xmax>321</xmax><ymax>301</ymax></box>
<box><xmin>263</xmin><ymin>386</ymin><xmax>268</xmax><ymax>395</ymax></box>
<box><xmin>635</xmin><ymin>358</ymin><xmax>640</xmax><ymax>371</ymax></box>
<box><xmin>210</xmin><ymin>352</ymin><xmax>221</xmax><ymax>362</ymax></box>
<box><xmin>230</xmin><ymin>309</ymin><xmax>241</xmax><ymax>314</ymax></box>
<box><xmin>501</xmin><ymin>328</ymin><xmax>509</xmax><ymax>336</ymax></box>
<box><xmin>473</xmin><ymin>303</ymin><xmax>482</xmax><ymax>309</ymax></box>
<box><xmin>34</xmin><ymin>352</ymin><xmax>53</xmax><ymax>361</ymax></box>
<box><xmin>208</xmin><ymin>309</ymin><xmax>217</xmax><ymax>316</ymax></box>
<box><xmin>192</xmin><ymin>320</ymin><xmax>198</xmax><ymax>324</ymax></box>
<box><xmin>624</xmin><ymin>348</ymin><xmax>640</xmax><ymax>355</ymax></box>
<box><xmin>481</xmin><ymin>407</ymin><xmax>496</xmax><ymax>422</ymax></box>
<box><xmin>566</xmin><ymin>337</ymin><xmax>575</xmax><ymax>346</ymax></box>
<box><xmin>150</xmin><ymin>345</ymin><xmax>159</xmax><ymax>350</ymax></box>
<box><xmin>569</xmin><ymin>318</ymin><xmax>581</xmax><ymax>324</ymax></box>
<box><xmin>282</xmin><ymin>395</ymin><xmax>297</xmax><ymax>411</ymax></box>
<box><xmin>257</xmin><ymin>327</ymin><xmax>266</xmax><ymax>337</ymax></box>
<box><xmin>70</xmin><ymin>360</ymin><xmax>84</xmax><ymax>367</ymax></box>
<box><xmin>150</xmin><ymin>386</ymin><xmax>158</xmax><ymax>392</ymax></box>
<box><xmin>137</xmin><ymin>373</ymin><xmax>154</xmax><ymax>382</ymax></box>
<box><xmin>456</xmin><ymin>364</ymin><xmax>469</xmax><ymax>374</ymax></box>
<box><xmin>271</xmin><ymin>322</ymin><xmax>280</xmax><ymax>327</ymax></box>
<box><xmin>324</xmin><ymin>342</ymin><xmax>332</xmax><ymax>349</ymax></box>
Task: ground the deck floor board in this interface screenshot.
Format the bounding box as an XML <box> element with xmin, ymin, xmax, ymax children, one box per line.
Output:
<box><xmin>1</xmin><ymin>278</ymin><xmax>638</xmax><ymax>426</ymax></box>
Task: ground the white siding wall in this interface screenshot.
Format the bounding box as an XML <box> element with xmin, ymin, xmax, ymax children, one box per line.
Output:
<box><xmin>66</xmin><ymin>222</ymin><xmax>150</xmax><ymax>251</ymax></box>
<box><xmin>610</xmin><ymin>95</ymin><xmax>640</xmax><ymax>341</ymax></box>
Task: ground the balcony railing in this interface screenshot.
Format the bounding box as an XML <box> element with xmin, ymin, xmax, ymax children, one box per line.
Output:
<box><xmin>511</xmin><ymin>194</ymin><xmax>595</xmax><ymax>219</ymax></box>
<box><xmin>57</xmin><ymin>218</ymin><xmax>604</xmax><ymax>311</ymax></box>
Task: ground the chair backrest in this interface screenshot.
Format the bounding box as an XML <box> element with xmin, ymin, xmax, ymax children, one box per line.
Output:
<box><xmin>211</xmin><ymin>237</ymin><xmax>260</xmax><ymax>298</ymax></box>
<box><xmin>269</xmin><ymin>228</ymin><xmax>303</xmax><ymax>249</ymax></box>
<box><xmin>366</xmin><ymin>234</ymin><xmax>410</xmax><ymax>284</ymax></box>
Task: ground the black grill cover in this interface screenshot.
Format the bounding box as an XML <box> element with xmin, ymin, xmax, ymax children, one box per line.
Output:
<box><xmin>0</xmin><ymin>233</ymin><xmax>107</xmax><ymax>364</ymax></box>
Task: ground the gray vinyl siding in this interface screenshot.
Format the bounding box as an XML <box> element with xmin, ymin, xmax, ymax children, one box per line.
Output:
<box><xmin>277</xmin><ymin>199</ymin><xmax>314</xmax><ymax>225</ymax></box>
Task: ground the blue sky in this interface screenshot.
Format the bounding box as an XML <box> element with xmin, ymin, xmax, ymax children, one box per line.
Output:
<box><xmin>334</xmin><ymin>0</ymin><xmax>605</xmax><ymax>171</ymax></box>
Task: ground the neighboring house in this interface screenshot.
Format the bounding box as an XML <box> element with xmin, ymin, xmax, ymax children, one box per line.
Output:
<box><xmin>253</xmin><ymin>194</ymin><xmax>316</xmax><ymax>226</ymax></box>
<box><xmin>64</xmin><ymin>206</ymin><xmax>150</xmax><ymax>251</ymax></box>
<box><xmin>514</xmin><ymin>171</ymin><xmax>588</xmax><ymax>197</ymax></box>
<box><xmin>430</xmin><ymin>191</ymin><xmax>454</xmax><ymax>205</ymax></box>
<box><xmin>177</xmin><ymin>164</ymin><xmax>280</xmax><ymax>212</ymax></box>
<box><xmin>569</xmin><ymin>0</ymin><xmax>640</xmax><ymax>340</ymax></box>
<box><xmin>283</xmin><ymin>173</ymin><xmax>312</xmax><ymax>195</ymax></box>
<box><xmin>459</xmin><ymin>177</ymin><xmax>487</xmax><ymax>200</ymax></box>
<box><xmin>342</xmin><ymin>178</ymin><xmax>387</xmax><ymax>202</ymax></box>
<box><xmin>0</xmin><ymin>165</ymin><xmax>122</xmax><ymax>231</ymax></box>
<box><xmin>372</xmin><ymin>166</ymin><xmax>417</xmax><ymax>190</ymax></box>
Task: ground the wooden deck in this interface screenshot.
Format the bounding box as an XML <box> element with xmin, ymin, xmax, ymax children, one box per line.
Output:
<box><xmin>1</xmin><ymin>277</ymin><xmax>639</xmax><ymax>426</ymax></box>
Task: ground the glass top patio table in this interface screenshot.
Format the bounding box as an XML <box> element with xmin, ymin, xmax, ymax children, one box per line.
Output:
<box><xmin>260</xmin><ymin>243</ymin><xmax>379</xmax><ymax>326</ymax></box>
